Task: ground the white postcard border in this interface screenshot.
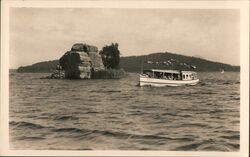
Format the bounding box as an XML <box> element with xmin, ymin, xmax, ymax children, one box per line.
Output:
<box><xmin>1</xmin><ymin>0</ymin><xmax>249</xmax><ymax>156</ymax></box>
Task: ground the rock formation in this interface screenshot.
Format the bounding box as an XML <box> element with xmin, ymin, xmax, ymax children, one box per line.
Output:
<box><xmin>46</xmin><ymin>43</ymin><xmax>104</xmax><ymax>79</ymax></box>
<box><xmin>41</xmin><ymin>64</ymin><xmax>65</xmax><ymax>79</ymax></box>
<box><xmin>43</xmin><ymin>43</ymin><xmax>126</xmax><ymax>79</ymax></box>
<box><xmin>59</xmin><ymin>43</ymin><xmax>104</xmax><ymax>79</ymax></box>
<box><xmin>71</xmin><ymin>43</ymin><xmax>98</xmax><ymax>53</ymax></box>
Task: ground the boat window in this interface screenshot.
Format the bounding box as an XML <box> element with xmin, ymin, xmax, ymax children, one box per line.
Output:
<box><xmin>164</xmin><ymin>73</ymin><xmax>172</xmax><ymax>80</ymax></box>
<box><xmin>183</xmin><ymin>75</ymin><xmax>185</xmax><ymax>79</ymax></box>
<box><xmin>143</xmin><ymin>70</ymin><xmax>153</xmax><ymax>78</ymax></box>
<box><xmin>154</xmin><ymin>72</ymin><xmax>163</xmax><ymax>79</ymax></box>
<box><xmin>173</xmin><ymin>73</ymin><xmax>179</xmax><ymax>80</ymax></box>
<box><xmin>163</xmin><ymin>73</ymin><xmax>167</xmax><ymax>79</ymax></box>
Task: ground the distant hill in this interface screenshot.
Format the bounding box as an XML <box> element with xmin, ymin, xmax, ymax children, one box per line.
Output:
<box><xmin>120</xmin><ymin>52</ymin><xmax>239</xmax><ymax>72</ymax></box>
<box><xmin>17</xmin><ymin>60</ymin><xmax>59</xmax><ymax>73</ymax></box>
<box><xmin>16</xmin><ymin>52</ymin><xmax>240</xmax><ymax>73</ymax></box>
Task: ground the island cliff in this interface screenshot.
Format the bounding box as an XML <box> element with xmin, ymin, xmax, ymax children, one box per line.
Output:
<box><xmin>44</xmin><ymin>43</ymin><xmax>125</xmax><ymax>79</ymax></box>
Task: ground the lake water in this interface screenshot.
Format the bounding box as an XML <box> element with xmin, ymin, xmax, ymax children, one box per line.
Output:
<box><xmin>9</xmin><ymin>72</ymin><xmax>240</xmax><ymax>151</ymax></box>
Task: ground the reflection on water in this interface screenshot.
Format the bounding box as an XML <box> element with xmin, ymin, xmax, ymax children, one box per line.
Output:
<box><xmin>9</xmin><ymin>72</ymin><xmax>240</xmax><ymax>151</ymax></box>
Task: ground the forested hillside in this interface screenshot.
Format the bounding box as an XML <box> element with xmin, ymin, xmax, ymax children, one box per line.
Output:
<box><xmin>16</xmin><ymin>52</ymin><xmax>240</xmax><ymax>73</ymax></box>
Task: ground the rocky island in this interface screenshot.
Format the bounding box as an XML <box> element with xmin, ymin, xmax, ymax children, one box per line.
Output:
<box><xmin>43</xmin><ymin>43</ymin><xmax>126</xmax><ymax>79</ymax></box>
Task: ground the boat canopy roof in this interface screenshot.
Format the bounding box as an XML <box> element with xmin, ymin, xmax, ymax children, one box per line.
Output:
<box><xmin>182</xmin><ymin>71</ymin><xmax>197</xmax><ymax>74</ymax></box>
<box><xmin>143</xmin><ymin>69</ymin><xmax>197</xmax><ymax>74</ymax></box>
<box><xmin>143</xmin><ymin>69</ymin><xmax>180</xmax><ymax>74</ymax></box>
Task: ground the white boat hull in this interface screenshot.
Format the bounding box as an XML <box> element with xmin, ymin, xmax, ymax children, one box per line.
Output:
<box><xmin>139</xmin><ymin>75</ymin><xmax>199</xmax><ymax>87</ymax></box>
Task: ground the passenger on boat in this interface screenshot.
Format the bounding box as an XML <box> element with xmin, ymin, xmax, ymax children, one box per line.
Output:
<box><xmin>173</xmin><ymin>74</ymin><xmax>179</xmax><ymax>80</ymax></box>
<box><xmin>163</xmin><ymin>74</ymin><xmax>167</xmax><ymax>79</ymax></box>
<box><xmin>159</xmin><ymin>72</ymin><xmax>163</xmax><ymax>78</ymax></box>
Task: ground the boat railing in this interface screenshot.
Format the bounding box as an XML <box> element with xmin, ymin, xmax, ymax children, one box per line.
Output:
<box><xmin>141</xmin><ymin>70</ymin><xmax>198</xmax><ymax>81</ymax></box>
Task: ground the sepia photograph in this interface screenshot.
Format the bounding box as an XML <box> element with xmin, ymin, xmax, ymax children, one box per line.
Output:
<box><xmin>1</xmin><ymin>0</ymin><xmax>249</xmax><ymax>156</ymax></box>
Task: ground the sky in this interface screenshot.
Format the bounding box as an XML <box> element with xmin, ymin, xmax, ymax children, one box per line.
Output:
<box><xmin>9</xmin><ymin>8</ymin><xmax>240</xmax><ymax>69</ymax></box>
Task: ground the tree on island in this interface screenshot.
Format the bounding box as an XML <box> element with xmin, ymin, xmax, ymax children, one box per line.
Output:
<box><xmin>99</xmin><ymin>43</ymin><xmax>120</xmax><ymax>69</ymax></box>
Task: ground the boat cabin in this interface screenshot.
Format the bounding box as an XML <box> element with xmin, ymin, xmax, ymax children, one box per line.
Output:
<box><xmin>142</xmin><ymin>69</ymin><xmax>197</xmax><ymax>81</ymax></box>
<box><xmin>181</xmin><ymin>71</ymin><xmax>198</xmax><ymax>81</ymax></box>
